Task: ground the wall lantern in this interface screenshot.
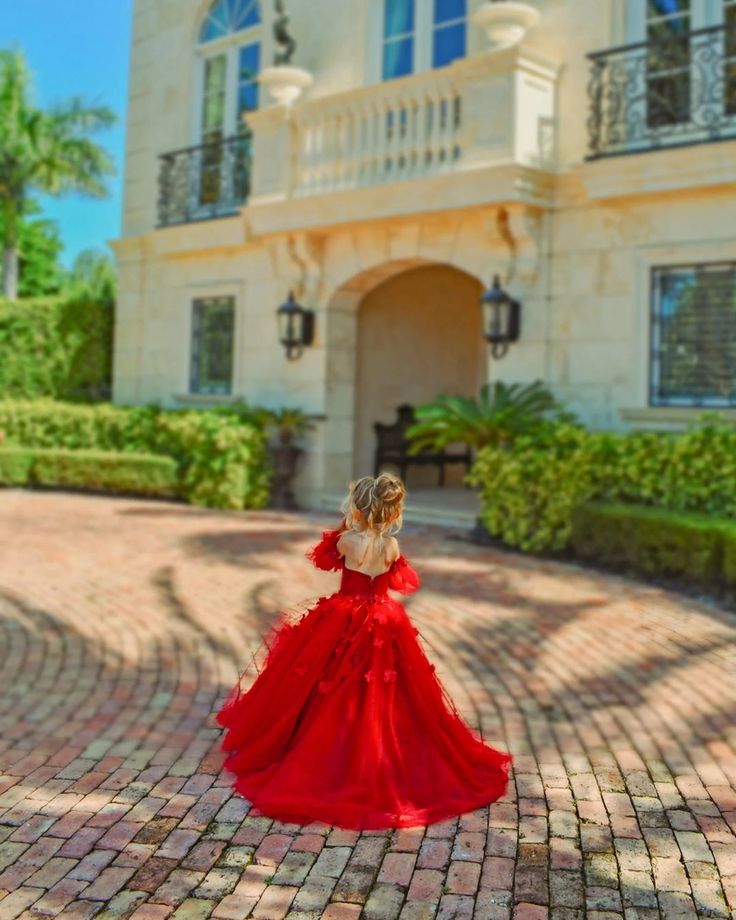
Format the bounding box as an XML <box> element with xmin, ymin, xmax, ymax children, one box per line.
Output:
<box><xmin>277</xmin><ymin>290</ymin><xmax>315</xmax><ymax>360</ymax></box>
<box><xmin>480</xmin><ymin>274</ymin><xmax>521</xmax><ymax>359</ymax></box>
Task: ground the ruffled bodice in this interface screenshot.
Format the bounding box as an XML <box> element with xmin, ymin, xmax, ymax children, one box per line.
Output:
<box><xmin>306</xmin><ymin>526</ymin><xmax>420</xmax><ymax>597</ymax></box>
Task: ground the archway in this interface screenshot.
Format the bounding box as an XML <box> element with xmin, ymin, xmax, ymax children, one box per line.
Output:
<box><xmin>322</xmin><ymin>260</ymin><xmax>486</xmax><ymax>496</ymax></box>
<box><xmin>354</xmin><ymin>264</ymin><xmax>485</xmax><ymax>484</ymax></box>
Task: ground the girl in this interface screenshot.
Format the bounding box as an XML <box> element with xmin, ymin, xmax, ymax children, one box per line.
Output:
<box><xmin>216</xmin><ymin>473</ymin><xmax>512</xmax><ymax>830</ymax></box>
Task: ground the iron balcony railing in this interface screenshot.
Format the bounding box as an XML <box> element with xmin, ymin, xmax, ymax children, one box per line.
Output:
<box><xmin>587</xmin><ymin>23</ymin><xmax>736</xmax><ymax>159</ymax></box>
<box><xmin>157</xmin><ymin>132</ymin><xmax>252</xmax><ymax>227</ymax></box>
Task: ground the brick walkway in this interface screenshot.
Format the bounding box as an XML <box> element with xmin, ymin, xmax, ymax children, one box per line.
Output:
<box><xmin>0</xmin><ymin>491</ymin><xmax>735</xmax><ymax>920</ymax></box>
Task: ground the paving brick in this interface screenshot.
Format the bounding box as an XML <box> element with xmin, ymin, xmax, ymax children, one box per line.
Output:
<box><xmin>377</xmin><ymin>852</ymin><xmax>416</xmax><ymax>886</ymax></box>
<box><xmin>0</xmin><ymin>887</ymin><xmax>44</xmax><ymax>920</ymax></box>
<box><xmin>81</xmin><ymin>867</ymin><xmax>136</xmax><ymax>901</ymax></box>
<box><xmin>2</xmin><ymin>496</ymin><xmax>736</xmax><ymax>920</ymax></box>
<box><xmin>129</xmin><ymin>857</ymin><xmax>178</xmax><ymax>893</ymax></box>
<box><xmin>363</xmin><ymin>883</ymin><xmax>406</xmax><ymax>920</ymax></box>
<box><xmin>251</xmin><ymin>884</ymin><xmax>298</xmax><ymax>919</ymax></box>
<box><xmin>310</xmin><ymin>847</ymin><xmax>351</xmax><ymax>879</ymax></box>
<box><xmin>151</xmin><ymin>870</ymin><xmax>205</xmax><ymax>908</ymax></box>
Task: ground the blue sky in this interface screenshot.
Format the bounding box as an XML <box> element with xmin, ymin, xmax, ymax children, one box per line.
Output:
<box><xmin>0</xmin><ymin>0</ymin><xmax>133</xmax><ymax>268</ymax></box>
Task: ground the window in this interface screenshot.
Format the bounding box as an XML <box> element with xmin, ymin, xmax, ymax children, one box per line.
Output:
<box><xmin>190</xmin><ymin>297</ymin><xmax>236</xmax><ymax>395</ymax></box>
<box><xmin>381</xmin><ymin>0</ymin><xmax>467</xmax><ymax>80</ymax></box>
<box><xmin>433</xmin><ymin>0</ymin><xmax>467</xmax><ymax>68</ymax></box>
<box><xmin>196</xmin><ymin>0</ymin><xmax>261</xmax><ymax>143</ymax></box>
<box><xmin>195</xmin><ymin>0</ymin><xmax>261</xmax><ymax>211</ymax></box>
<box><xmin>650</xmin><ymin>262</ymin><xmax>736</xmax><ymax>406</ymax></box>
<box><xmin>644</xmin><ymin>0</ymin><xmax>692</xmax><ymax>127</ymax></box>
<box><xmin>726</xmin><ymin>0</ymin><xmax>736</xmax><ymax>115</ymax></box>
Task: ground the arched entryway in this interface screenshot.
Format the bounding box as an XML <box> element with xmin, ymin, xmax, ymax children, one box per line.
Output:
<box><xmin>354</xmin><ymin>264</ymin><xmax>485</xmax><ymax>484</ymax></box>
<box><xmin>322</xmin><ymin>260</ymin><xmax>487</xmax><ymax>497</ymax></box>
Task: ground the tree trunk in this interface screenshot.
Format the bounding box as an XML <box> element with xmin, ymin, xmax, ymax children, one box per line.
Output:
<box><xmin>2</xmin><ymin>198</ymin><xmax>20</xmax><ymax>301</ymax></box>
<box><xmin>2</xmin><ymin>245</ymin><xmax>18</xmax><ymax>300</ymax></box>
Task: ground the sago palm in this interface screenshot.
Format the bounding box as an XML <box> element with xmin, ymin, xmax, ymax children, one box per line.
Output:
<box><xmin>0</xmin><ymin>49</ymin><xmax>116</xmax><ymax>299</ymax></box>
<box><xmin>405</xmin><ymin>380</ymin><xmax>567</xmax><ymax>453</ymax></box>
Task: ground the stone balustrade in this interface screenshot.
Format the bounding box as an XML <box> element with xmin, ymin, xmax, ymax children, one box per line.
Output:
<box><xmin>244</xmin><ymin>45</ymin><xmax>559</xmax><ymax>227</ymax></box>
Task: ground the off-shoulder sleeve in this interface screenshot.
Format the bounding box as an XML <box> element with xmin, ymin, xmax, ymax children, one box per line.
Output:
<box><xmin>388</xmin><ymin>555</ymin><xmax>420</xmax><ymax>594</ymax></box>
<box><xmin>306</xmin><ymin>527</ymin><xmax>345</xmax><ymax>572</ymax></box>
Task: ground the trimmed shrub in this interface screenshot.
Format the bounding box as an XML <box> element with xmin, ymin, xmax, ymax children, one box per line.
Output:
<box><xmin>31</xmin><ymin>449</ymin><xmax>178</xmax><ymax>497</ymax></box>
<box><xmin>570</xmin><ymin>502</ymin><xmax>725</xmax><ymax>584</ymax></box>
<box><xmin>0</xmin><ymin>446</ymin><xmax>34</xmax><ymax>485</ymax></box>
<box><xmin>720</xmin><ymin>523</ymin><xmax>736</xmax><ymax>588</ymax></box>
<box><xmin>0</xmin><ymin>399</ymin><xmax>271</xmax><ymax>510</ymax></box>
<box><xmin>468</xmin><ymin>418</ymin><xmax>736</xmax><ymax>553</ymax></box>
<box><xmin>0</xmin><ymin>296</ymin><xmax>112</xmax><ymax>401</ymax></box>
<box><xmin>467</xmin><ymin>422</ymin><xmax>617</xmax><ymax>552</ymax></box>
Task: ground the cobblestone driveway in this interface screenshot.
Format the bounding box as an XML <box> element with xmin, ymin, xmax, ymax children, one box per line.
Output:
<box><xmin>0</xmin><ymin>491</ymin><xmax>735</xmax><ymax>920</ymax></box>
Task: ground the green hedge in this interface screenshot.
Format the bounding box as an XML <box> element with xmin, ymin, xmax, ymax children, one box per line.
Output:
<box><xmin>0</xmin><ymin>399</ymin><xmax>270</xmax><ymax>509</ymax></box>
<box><xmin>34</xmin><ymin>449</ymin><xmax>178</xmax><ymax>497</ymax></box>
<box><xmin>0</xmin><ymin>446</ymin><xmax>34</xmax><ymax>485</ymax></box>
<box><xmin>468</xmin><ymin>419</ymin><xmax>736</xmax><ymax>553</ymax></box>
<box><xmin>570</xmin><ymin>502</ymin><xmax>732</xmax><ymax>586</ymax></box>
<box><xmin>0</xmin><ymin>296</ymin><xmax>112</xmax><ymax>401</ymax></box>
<box><xmin>0</xmin><ymin>445</ymin><xmax>178</xmax><ymax>498</ymax></box>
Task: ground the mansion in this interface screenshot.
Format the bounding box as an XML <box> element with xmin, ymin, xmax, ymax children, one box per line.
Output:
<box><xmin>112</xmin><ymin>0</ymin><xmax>736</xmax><ymax>507</ymax></box>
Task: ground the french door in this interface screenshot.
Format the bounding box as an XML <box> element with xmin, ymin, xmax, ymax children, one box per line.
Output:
<box><xmin>195</xmin><ymin>40</ymin><xmax>260</xmax><ymax>214</ymax></box>
<box><xmin>625</xmin><ymin>0</ymin><xmax>736</xmax><ymax>145</ymax></box>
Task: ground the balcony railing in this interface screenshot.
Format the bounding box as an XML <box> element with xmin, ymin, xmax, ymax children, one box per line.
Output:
<box><xmin>245</xmin><ymin>47</ymin><xmax>558</xmax><ymax>220</ymax></box>
<box><xmin>587</xmin><ymin>23</ymin><xmax>736</xmax><ymax>159</ymax></box>
<box><xmin>157</xmin><ymin>132</ymin><xmax>252</xmax><ymax>227</ymax></box>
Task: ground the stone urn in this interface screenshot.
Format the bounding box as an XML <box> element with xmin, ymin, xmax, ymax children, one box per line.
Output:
<box><xmin>264</xmin><ymin>408</ymin><xmax>315</xmax><ymax>510</ymax></box>
<box><xmin>471</xmin><ymin>1</ymin><xmax>540</xmax><ymax>49</ymax></box>
<box><xmin>268</xmin><ymin>433</ymin><xmax>303</xmax><ymax>510</ymax></box>
<box><xmin>258</xmin><ymin>65</ymin><xmax>314</xmax><ymax>106</ymax></box>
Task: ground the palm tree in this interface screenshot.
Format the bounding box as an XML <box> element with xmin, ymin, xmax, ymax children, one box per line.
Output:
<box><xmin>64</xmin><ymin>247</ymin><xmax>117</xmax><ymax>306</ymax></box>
<box><xmin>0</xmin><ymin>48</ymin><xmax>116</xmax><ymax>300</ymax></box>
<box><xmin>405</xmin><ymin>380</ymin><xmax>570</xmax><ymax>453</ymax></box>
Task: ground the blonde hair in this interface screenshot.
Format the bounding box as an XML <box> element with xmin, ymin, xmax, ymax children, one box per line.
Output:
<box><xmin>341</xmin><ymin>473</ymin><xmax>406</xmax><ymax>535</ymax></box>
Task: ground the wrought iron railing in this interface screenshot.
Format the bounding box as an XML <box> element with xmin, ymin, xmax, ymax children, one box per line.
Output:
<box><xmin>587</xmin><ymin>23</ymin><xmax>736</xmax><ymax>159</ymax></box>
<box><xmin>157</xmin><ymin>132</ymin><xmax>252</xmax><ymax>227</ymax></box>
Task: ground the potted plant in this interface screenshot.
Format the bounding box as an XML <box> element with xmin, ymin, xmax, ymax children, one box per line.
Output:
<box><xmin>262</xmin><ymin>407</ymin><xmax>315</xmax><ymax>510</ymax></box>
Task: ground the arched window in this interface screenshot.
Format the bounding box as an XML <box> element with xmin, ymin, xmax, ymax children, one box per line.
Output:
<box><xmin>196</xmin><ymin>0</ymin><xmax>262</xmax><ymax>147</ymax></box>
<box><xmin>382</xmin><ymin>0</ymin><xmax>467</xmax><ymax>81</ymax></box>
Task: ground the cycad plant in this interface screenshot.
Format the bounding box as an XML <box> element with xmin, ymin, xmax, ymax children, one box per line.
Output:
<box><xmin>405</xmin><ymin>380</ymin><xmax>570</xmax><ymax>454</ymax></box>
<box><xmin>0</xmin><ymin>49</ymin><xmax>116</xmax><ymax>299</ymax></box>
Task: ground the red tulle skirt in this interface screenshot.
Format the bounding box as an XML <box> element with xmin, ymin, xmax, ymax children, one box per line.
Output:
<box><xmin>216</xmin><ymin>574</ymin><xmax>512</xmax><ymax>830</ymax></box>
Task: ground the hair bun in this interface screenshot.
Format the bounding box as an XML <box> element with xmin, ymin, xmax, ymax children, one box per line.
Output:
<box><xmin>375</xmin><ymin>473</ymin><xmax>405</xmax><ymax>502</ymax></box>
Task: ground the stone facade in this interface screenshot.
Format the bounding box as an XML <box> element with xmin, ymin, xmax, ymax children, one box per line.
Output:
<box><xmin>111</xmin><ymin>0</ymin><xmax>736</xmax><ymax>506</ymax></box>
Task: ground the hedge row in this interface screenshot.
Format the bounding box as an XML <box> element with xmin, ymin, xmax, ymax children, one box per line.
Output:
<box><xmin>468</xmin><ymin>419</ymin><xmax>736</xmax><ymax>553</ymax></box>
<box><xmin>0</xmin><ymin>399</ymin><xmax>270</xmax><ymax>510</ymax></box>
<box><xmin>0</xmin><ymin>296</ymin><xmax>112</xmax><ymax>401</ymax></box>
<box><xmin>571</xmin><ymin>502</ymin><xmax>736</xmax><ymax>589</ymax></box>
<box><xmin>0</xmin><ymin>446</ymin><xmax>178</xmax><ymax>498</ymax></box>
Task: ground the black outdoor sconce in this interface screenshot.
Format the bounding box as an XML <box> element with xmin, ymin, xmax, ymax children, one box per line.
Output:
<box><xmin>277</xmin><ymin>290</ymin><xmax>315</xmax><ymax>360</ymax></box>
<box><xmin>480</xmin><ymin>274</ymin><xmax>521</xmax><ymax>359</ymax></box>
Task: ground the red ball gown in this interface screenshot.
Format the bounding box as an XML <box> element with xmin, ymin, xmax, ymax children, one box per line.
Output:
<box><xmin>215</xmin><ymin>526</ymin><xmax>512</xmax><ymax>829</ymax></box>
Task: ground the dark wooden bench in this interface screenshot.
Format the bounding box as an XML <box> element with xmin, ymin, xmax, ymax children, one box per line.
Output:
<box><xmin>373</xmin><ymin>403</ymin><xmax>472</xmax><ymax>486</ymax></box>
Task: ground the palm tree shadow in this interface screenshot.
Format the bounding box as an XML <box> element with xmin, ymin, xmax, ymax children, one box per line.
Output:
<box><xmin>181</xmin><ymin>526</ymin><xmax>316</xmax><ymax>566</ymax></box>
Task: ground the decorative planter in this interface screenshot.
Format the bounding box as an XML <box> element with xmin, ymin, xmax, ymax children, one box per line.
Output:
<box><xmin>258</xmin><ymin>65</ymin><xmax>314</xmax><ymax>106</ymax></box>
<box><xmin>268</xmin><ymin>440</ymin><xmax>303</xmax><ymax>510</ymax></box>
<box><xmin>471</xmin><ymin>1</ymin><xmax>540</xmax><ymax>49</ymax></box>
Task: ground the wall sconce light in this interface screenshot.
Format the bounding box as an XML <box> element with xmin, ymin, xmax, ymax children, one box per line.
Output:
<box><xmin>277</xmin><ymin>290</ymin><xmax>315</xmax><ymax>360</ymax></box>
<box><xmin>480</xmin><ymin>274</ymin><xmax>521</xmax><ymax>359</ymax></box>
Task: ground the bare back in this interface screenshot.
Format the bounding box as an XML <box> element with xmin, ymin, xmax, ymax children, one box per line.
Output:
<box><xmin>337</xmin><ymin>529</ymin><xmax>399</xmax><ymax>577</ymax></box>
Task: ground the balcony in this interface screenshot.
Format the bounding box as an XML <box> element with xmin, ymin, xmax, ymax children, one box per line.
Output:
<box><xmin>587</xmin><ymin>24</ymin><xmax>736</xmax><ymax>159</ymax></box>
<box><xmin>244</xmin><ymin>46</ymin><xmax>559</xmax><ymax>235</ymax></box>
<box><xmin>157</xmin><ymin>132</ymin><xmax>252</xmax><ymax>228</ymax></box>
